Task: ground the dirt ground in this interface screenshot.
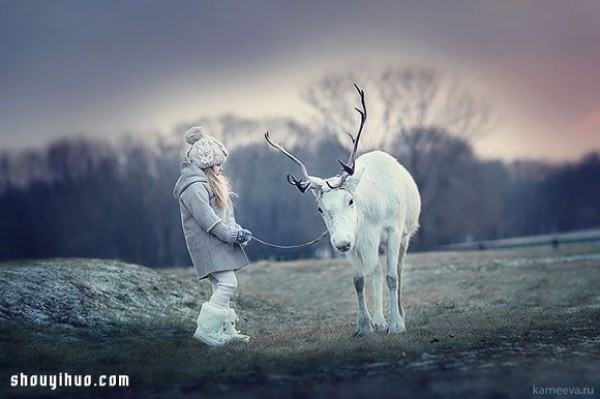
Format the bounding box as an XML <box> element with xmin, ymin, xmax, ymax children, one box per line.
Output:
<box><xmin>1</xmin><ymin>243</ymin><xmax>598</xmax><ymax>399</ymax></box>
<box><xmin>216</xmin><ymin>243</ymin><xmax>600</xmax><ymax>398</ymax></box>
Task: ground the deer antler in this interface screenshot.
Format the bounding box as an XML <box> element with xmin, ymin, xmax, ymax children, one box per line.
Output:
<box><xmin>327</xmin><ymin>83</ymin><xmax>367</xmax><ymax>189</ymax></box>
<box><xmin>265</xmin><ymin>131</ymin><xmax>319</xmax><ymax>192</ymax></box>
<box><xmin>286</xmin><ymin>173</ymin><xmax>311</xmax><ymax>193</ymax></box>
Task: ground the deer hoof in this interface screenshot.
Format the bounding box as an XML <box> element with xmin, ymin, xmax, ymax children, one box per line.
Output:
<box><xmin>386</xmin><ymin>320</ymin><xmax>407</xmax><ymax>334</ymax></box>
<box><xmin>373</xmin><ymin>322</ymin><xmax>386</xmax><ymax>333</ymax></box>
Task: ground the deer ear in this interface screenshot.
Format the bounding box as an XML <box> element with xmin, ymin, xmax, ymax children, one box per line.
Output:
<box><xmin>343</xmin><ymin>167</ymin><xmax>365</xmax><ymax>193</ymax></box>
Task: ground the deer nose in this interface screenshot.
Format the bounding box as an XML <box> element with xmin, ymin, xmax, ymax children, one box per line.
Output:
<box><xmin>332</xmin><ymin>239</ymin><xmax>351</xmax><ymax>252</ymax></box>
<box><xmin>336</xmin><ymin>243</ymin><xmax>351</xmax><ymax>252</ymax></box>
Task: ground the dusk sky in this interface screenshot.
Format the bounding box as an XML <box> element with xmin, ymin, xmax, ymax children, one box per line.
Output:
<box><xmin>1</xmin><ymin>1</ymin><xmax>599</xmax><ymax>161</ymax></box>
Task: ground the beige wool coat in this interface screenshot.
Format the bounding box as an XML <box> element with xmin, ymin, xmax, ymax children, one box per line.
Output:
<box><xmin>173</xmin><ymin>161</ymin><xmax>249</xmax><ymax>279</ymax></box>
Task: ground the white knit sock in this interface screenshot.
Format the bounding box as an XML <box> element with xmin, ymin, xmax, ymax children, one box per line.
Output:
<box><xmin>208</xmin><ymin>270</ymin><xmax>238</xmax><ymax>309</ymax></box>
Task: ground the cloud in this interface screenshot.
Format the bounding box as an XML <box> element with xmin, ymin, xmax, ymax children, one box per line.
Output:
<box><xmin>1</xmin><ymin>0</ymin><xmax>600</xmax><ymax>160</ymax></box>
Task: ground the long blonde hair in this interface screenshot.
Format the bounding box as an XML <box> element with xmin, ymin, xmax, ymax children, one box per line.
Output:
<box><xmin>205</xmin><ymin>167</ymin><xmax>236</xmax><ymax>209</ymax></box>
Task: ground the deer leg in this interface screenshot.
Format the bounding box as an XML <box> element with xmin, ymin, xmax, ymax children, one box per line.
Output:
<box><xmin>385</xmin><ymin>232</ymin><xmax>406</xmax><ymax>333</ymax></box>
<box><xmin>353</xmin><ymin>272</ymin><xmax>373</xmax><ymax>335</ymax></box>
<box><xmin>371</xmin><ymin>263</ymin><xmax>386</xmax><ymax>332</ymax></box>
<box><xmin>398</xmin><ymin>236</ymin><xmax>409</xmax><ymax>320</ymax></box>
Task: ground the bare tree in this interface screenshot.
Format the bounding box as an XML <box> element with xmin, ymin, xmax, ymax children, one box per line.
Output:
<box><xmin>0</xmin><ymin>153</ymin><xmax>10</xmax><ymax>193</ymax></box>
<box><xmin>392</xmin><ymin>127</ymin><xmax>498</xmax><ymax>248</ymax></box>
<box><xmin>303</xmin><ymin>66</ymin><xmax>491</xmax><ymax>150</ymax></box>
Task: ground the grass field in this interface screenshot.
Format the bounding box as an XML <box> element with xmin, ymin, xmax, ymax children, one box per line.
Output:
<box><xmin>1</xmin><ymin>243</ymin><xmax>599</xmax><ymax>398</ymax></box>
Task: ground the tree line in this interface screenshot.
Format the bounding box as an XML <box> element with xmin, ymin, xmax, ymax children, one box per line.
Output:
<box><xmin>1</xmin><ymin>121</ymin><xmax>598</xmax><ymax>268</ymax></box>
<box><xmin>2</xmin><ymin>66</ymin><xmax>598</xmax><ymax>267</ymax></box>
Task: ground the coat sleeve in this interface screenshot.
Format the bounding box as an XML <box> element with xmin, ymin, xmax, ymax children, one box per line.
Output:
<box><xmin>179</xmin><ymin>183</ymin><xmax>223</xmax><ymax>233</ymax></box>
<box><xmin>226</xmin><ymin>204</ymin><xmax>240</xmax><ymax>228</ymax></box>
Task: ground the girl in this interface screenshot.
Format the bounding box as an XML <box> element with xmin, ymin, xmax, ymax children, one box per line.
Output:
<box><xmin>173</xmin><ymin>126</ymin><xmax>252</xmax><ymax>346</ymax></box>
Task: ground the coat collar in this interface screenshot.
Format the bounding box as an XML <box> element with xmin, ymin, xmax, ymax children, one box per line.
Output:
<box><xmin>173</xmin><ymin>161</ymin><xmax>209</xmax><ymax>198</ymax></box>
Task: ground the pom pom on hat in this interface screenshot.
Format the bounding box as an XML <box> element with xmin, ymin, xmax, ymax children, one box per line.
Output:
<box><xmin>184</xmin><ymin>126</ymin><xmax>207</xmax><ymax>145</ymax></box>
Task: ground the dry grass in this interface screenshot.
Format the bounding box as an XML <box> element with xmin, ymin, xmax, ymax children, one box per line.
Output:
<box><xmin>1</xmin><ymin>243</ymin><xmax>599</xmax><ymax>398</ymax></box>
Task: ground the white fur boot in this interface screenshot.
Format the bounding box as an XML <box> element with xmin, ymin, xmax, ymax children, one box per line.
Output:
<box><xmin>193</xmin><ymin>302</ymin><xmax>231</xmax><ymax>346</ymax></box>
<box><xmin>224</xmin><ymin>308</ymin><xmax>250</xmax><ymax>343</ymax></box>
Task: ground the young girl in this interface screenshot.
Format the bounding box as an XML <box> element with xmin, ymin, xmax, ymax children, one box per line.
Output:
<box><xmin>173</xmin><ymin>126</ymin><xmax>252</xmax><ymax>346</ymax></box>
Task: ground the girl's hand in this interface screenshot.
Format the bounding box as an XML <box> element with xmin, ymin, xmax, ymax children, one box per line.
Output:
<box><xmin>235</xmin><ymin>228</ymin><xmax>252</xmax><ymax>245</ymax></box>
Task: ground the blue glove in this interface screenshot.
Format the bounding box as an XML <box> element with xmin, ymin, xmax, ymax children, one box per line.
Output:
<box><xmin>235</xmin><ymin>228</ymin><xmax>252</xmax><ymax>245</ymax></box>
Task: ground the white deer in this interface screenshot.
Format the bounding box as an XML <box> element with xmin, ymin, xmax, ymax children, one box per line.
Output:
<box><xmin>265</xmin><ymin>84</ymin><xmax>421</xmax><ymax>334</ymax></box>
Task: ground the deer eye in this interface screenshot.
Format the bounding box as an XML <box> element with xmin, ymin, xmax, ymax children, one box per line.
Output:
<box><xmin>317</xmin><ymin>207</ymin><xmax>323</xmax><ymax>213</ymax></box>
<box><xmin>349</xmin><ymin>198</ymin><xmax>354</xmax><ymax>206</ymax></box>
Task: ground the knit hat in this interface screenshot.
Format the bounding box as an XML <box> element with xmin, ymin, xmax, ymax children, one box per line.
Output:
<box><xmin>184</xmin><ymin>126</ymin><xmax>228</xmax><ymax>169</ymax></box>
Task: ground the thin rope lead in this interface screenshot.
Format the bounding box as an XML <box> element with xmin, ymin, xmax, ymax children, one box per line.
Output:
<box><xmin>251</xmin><ymin>231</ymin><xmax>329</xmax><ymax>249</ymax></box>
